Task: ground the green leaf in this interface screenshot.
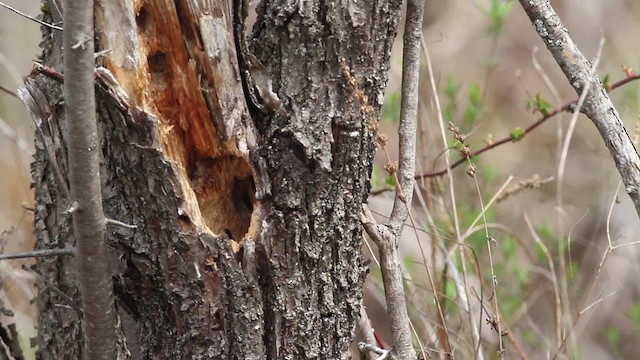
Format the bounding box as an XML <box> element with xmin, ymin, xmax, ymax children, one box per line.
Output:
<box><xmin>525</xmin><ymin>93</ymin><xmax>551</xmax><ymax>116</ymax></box>
<box><xmin>628</xmin><ymin>302</ymin><xmax>640</xmax><ymax>327</ymax></box>
<box><xmin>510</xmin><ymin>127</ymin><xmax>525</xmax><ymax>141</ymax></box>
<box><xmin>479</xmin><ymin>0</ymin><xmax>515</xmax><ymax>34</ymax></box>
<box><xmin>463</xmin><ymin>82</ymin><xmax>484</xmax><ymax>126</ymax></box>
<box><xmin>370</xmin><ymin>164</ymin><xmax>381</xmax><ymax>189</ymax></box>
<box><xmin>445</xmin><ymin>76</ymin><xmax>462</xmax><ymax>99</ymax></box>
<box><xmin>385</xmin><ymin>173</ymin><xmax>397</xmax><ymax>187</ymax></box>
<box><xmin>501</xmin><ymin>236</ymin><xmax>517</xmax><ymax>258</ymax></box>
<box><xmin>606</xmin><ymin>327</ymin><xmax>620</xmax><ymax>346</ymax></box>
<box><xmin>468</xmin><ymin>82</ymin><xmax>482</xmax><ymax>106</ymax></box>
<box><xmin>603</xmin><ymin>73</ymin><xmax>611</xmax><ymax>91</ymax></box>
<box><xmin>381</xmin><ymin>91</ymin><xmax>401</xmax><ymax>123</ymax></box>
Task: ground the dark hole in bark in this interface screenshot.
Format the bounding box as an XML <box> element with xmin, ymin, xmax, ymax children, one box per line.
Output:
<box><xmin>135</xmin><ymin>6</ymin><xmax>148</xmax><ymax>28</ymax></box>
<box><xmin>147</xmin><ymin>51</ymin><xmax>166</xmax><ymax>73</ymax></box>
<box><xmin>232</xmin><ymin>177</ymin><xmax>255</xmax><ymax>215</ymax></box>
<box><xmin>178</xmin><ymin>214</ymin><xmax>191</xmax><ymax>227</ymax></box>
<box><xmin>229</xmin><ymin>176</ymin><xmax>255</xmax><ymax>239</ymax></box>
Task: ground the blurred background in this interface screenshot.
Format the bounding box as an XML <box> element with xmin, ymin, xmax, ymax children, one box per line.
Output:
<box><xmin>1</xmin><ymin>0</ymin><xmax>639</xmax><ymax>359</ymax></box>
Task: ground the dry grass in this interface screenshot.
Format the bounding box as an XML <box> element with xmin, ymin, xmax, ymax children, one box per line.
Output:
<box><xmin>2</xmin><ymin>0</ymin><xmax>640</xmax><ymax>359</ymax></box>
<box><xmin>365</xmin><ymin>0</ymin><xmax>640</xmax><ymax>359</ymax></box>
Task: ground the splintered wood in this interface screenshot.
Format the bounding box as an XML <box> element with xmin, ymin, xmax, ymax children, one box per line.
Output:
<box><xmin>95</xmin><ymin>0</ymin><xmax>254</xmax><ymax>244</ymax></box>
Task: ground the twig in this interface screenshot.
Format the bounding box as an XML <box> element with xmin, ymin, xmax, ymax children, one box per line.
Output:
<box><xmin>388</xmin><ymin>0</ymin><xmax>423</xmax><ymax>229</ymax></box>
<box><xmin>360</xmin><ymin>206</ymin><xmax>418</xmax><ymax>360</ymax></box>
<box><xmin>519</xmin><ymin>0</ymin><xmax>640</xmax><ymax>218</ymax></box>
<box><xmin>423</xmin><ymin>35</ymin><xmax>485</xmax><ymax>358</ymax></box>
<box><xmin>33</xmin><ymin>62</ymin><xmax>65</xmax><ymax>83</ymax></box>
<box><xmin>358</xmin><ymin>342</ymin><xmax>389</xmax><ymax>360</ymax></box>
<box><xmin>22</xmin><ymin>264</ymin><xmax>83</xmax><ymax>318</ymax></box>
<box><xmin>0</xmin><ymin>248</ymin><xmax>75</xmax><ymax>260</ymax></box>
<box><xmin>105</xmin><ymin>218</ymin><xmax>137</xmax><ymax>229</ymax></box>
<box><xmin>472</xmin><ymin>171</ymin><xmax>504</xmax><ymax>357</ymax></box>
<box><xmin>0</xmin><ymin>84</ymin><xmax>18</xmax><ymax>99</ymax></box>
<box><xmin>554</xmin><ymin>32</ymin><xmax>605</xmax><ymax>357</ymax></box>
<box><xmin>416</xmin><ymin>73</ymin><xmax>640</xmax><ymax>179</ymax></box>
<box><xmin>0</xmin><ymin>1</ymin><xmax>63</xmax><ymax>31</ymax></box>
<box><xmin>550</xmin><ymin>180</ymin><xmax>640</xmax><ymax>359</ymax></box>
<box><xmin>360</xmin><ymin>0</ymin><xmax>426</xmax><ymax>359</ymax></box>
<box><xmin>358</xmin><ymin>306</ymin><xmax>380</xmax><ymax>360</ymax></box>
<box><xmin>524</xmin><ymin>213</ymin><xmax>562</xmax><ymax>350</ymax></box>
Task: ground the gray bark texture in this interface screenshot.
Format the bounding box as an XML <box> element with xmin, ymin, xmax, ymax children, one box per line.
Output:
<box><xmin>19</xmin><ymin>0</ymin><xmax>402</xmax><ymax>359</ymax></box>
<box><xmin>63</xmin><ymin>0</ymin><xmax>118</xmax><ymax>358</ymax></box>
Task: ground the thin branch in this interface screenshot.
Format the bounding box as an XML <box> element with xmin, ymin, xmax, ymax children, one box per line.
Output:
<box><xmin>22</xmin><ymin>265</ymin><xmax>83</xmax><ymax>318</ymax></box>
<box><xmin>524</xmin><ymin>213</ymin><xmax>562</xmax><ymax>350</ymax></box>
<box><xmin>417</xmin><ymin>73</ymin><xmax>640</xmax><ymax>178</ymax></box>
<box><xmin>358</xmin><ymin>342</ymin><xmax>389</xmax><ymax>360</ymax></box>
<box><xmin>105</xmin><ymin>218</ymin><xmax>137</xmax><ymax>229</ymax></box>
<box><xmin>388</xmin><ymin>0</ymin><xmax>424</xmax><ymax>229</ymax></box>
<box><xmin>554</xmin><ymin>33</ymin><xmax>605</xmax><ymax>357</ymax></box>
<box><xmin>363</xmin><ymin>0</ymin><xmax>425</xmax><ymax>358</ymax></box>
<box><xmin>0</xmin><ymin>84</ymin><xmax>18</xmax><ymax>99</ymax></box>
<box><xmin>519</xmin><ymin>0</ymin><xmax>640</xmax><ymax>218</ymax></box>
<box><xmin>33</xmin><ymin>62</ymin><xmax>65</xmax><ymax>83</ymax></box>
<box><xmin>63</xmin><ymin>0</ymin><xmax>116</xmax><ymax>358</ymax></box>
<box><xmin>0</xmin><ymin>248</ymin><xmax>75</xmax><ymax>260</ymax></box>
<box><xmin>422</xmin><ymin>35</ymin><xmax>473</xmax><ymax>358</ymax></box>
<box><xmin>358</xmin><ymin>306</ymin><xmax>379</xmax><ymax>360</ymax></box>
<box><xmin>360</xmin><ymin>206</ymin><xmax>417</xmax><ymax>360</ymax></box>
<box><xmin>0</xmin><ymin>1</ymin><xmax>63</xmax><ymax>31</ymax></box>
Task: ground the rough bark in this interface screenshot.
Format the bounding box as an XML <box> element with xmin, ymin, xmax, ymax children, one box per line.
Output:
<box><xmin>20</xmin><ymin>0</ymin><xmax>403</xmax><ymax>359</ymax></box>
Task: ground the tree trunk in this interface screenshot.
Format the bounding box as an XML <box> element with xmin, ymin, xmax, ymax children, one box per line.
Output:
<box><xmin>20</xmin><ymin>0</ymin><xmax>402</xmax><ymax>358</ymax></box>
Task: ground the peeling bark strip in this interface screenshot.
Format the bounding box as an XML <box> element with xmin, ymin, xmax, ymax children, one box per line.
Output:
<box><xmin>22</xmin><ymin>0</ymin><xmax>403</xmax><ymax>359</ymax></box>
<box><xmin>519</xmin><ymin>0</ymin><xmax>640</xmax><ymax>217</ymax></box>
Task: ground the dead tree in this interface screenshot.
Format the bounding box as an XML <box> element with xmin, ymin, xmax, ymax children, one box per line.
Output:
<box><xmin>19</xmin><ymin>0</ymin><xmax>403</xmax><ymax>358</ymax></box>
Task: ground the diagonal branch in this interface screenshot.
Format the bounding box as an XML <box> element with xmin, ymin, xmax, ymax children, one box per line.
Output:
<box><xmin>518</xmin><ymin>0</ymin><xmax>640</xmax><ymax>218</ymax></box>
<box><xmin>416</xmin><ymin>73</ymin><xmax>640</xmax><ymax>179</ymax></box>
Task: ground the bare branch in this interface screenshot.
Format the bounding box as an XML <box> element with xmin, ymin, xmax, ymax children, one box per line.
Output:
<box><xmin>0</xmin><ymin>84</ymin><xmax>18</xmax><ymax>99</ymax></box>
<box><xmin>388</xmin><ymin>0</ymin><xmax>424</xmax><ymax>229</ymax></box>
<box><xmin>0</xmin><ymin>248</ymin><xmax>75</xmax><ymax>260</ymax></box>
<box><xmin>357</xmin><ymin>306</ymin><xmax>379</xmax><ymax>360</ymax></box>
<box><xmin>105</xmin><ymin>218</ymin><xmax>137</xmax><ymax>229</ymax></box>
<box><xmin>416</xmin><ymin>73</ymin><xmax>640</xmax><ymax>179</ymax></box>
<box><xmin>358</xmin><ymin>342</ymin><xmax>389</xmax><ymax>360</ymax></box>
<box><xmin>360</xmin><ymin>205</ymin><xmax>416</xmax><ymax>359</ymax></box>
<box><xmin>22</xmin><ymin>265</ymin><xmax>83</xmax><ymax>318</ymax></box>
<box><xmin>518</xmin><ymin>0</ymin><xmax>640</xmax><ymax>218</ymax></box>
<box><xmin>63</xmin><ymin>0</ymin><xmax>116</xmax><ymax>358</ymax></box>
<box><xmin>0</xmin><ymin>1</ymin><xmax>63</xmax><ymax>31</ymax></box>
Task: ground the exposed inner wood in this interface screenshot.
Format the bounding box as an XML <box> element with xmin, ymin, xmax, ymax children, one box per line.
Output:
<box><xmin>96</xmin><ymin>0</ymin><xmax>254</xmax><ymax>242</ymax></box>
